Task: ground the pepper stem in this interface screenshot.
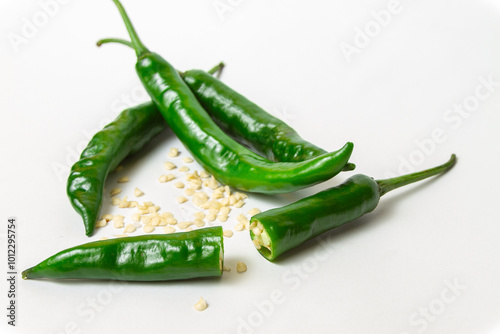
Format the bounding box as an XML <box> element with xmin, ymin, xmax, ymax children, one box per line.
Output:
<box><xmin>377</xmin><ymin>154</ymin><xmax>457</xmax><ymax>196</ymax></box>
<box><xmin>207</xmin><ymin>62</ymin><xmax>225</xmax><ymax>79</ymax></box>
<box><xmin>110</xmin><ymin>0</ymin><xmax>149</xmax><ymax>57</ymax></box>
<box><xmin>97</xmin><ymin>38</ymin><xmax>133</xmax><ymax>49</ymax></box>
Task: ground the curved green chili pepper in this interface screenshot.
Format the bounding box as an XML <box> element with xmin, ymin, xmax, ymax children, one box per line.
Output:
<box><xmin>22</xmin><ymin>226</ymin><xmax>224</xmax><ymax>281</ymax></box>
<box><xmin>100</xmin><ymin>0</ymin><xmax>354</xmax><ymax>195</ymax></box>
<box><xmin>67</xmin><ymin>102</ymin><xmax>166</xmax><ymax>236</ymax></box>
<box><xmin>250</xmin><ymin>154</ymin><xmax>457</xmax><ymax>261</ymax></box>
<box><xmin>182</xmin><ymin>70</ymin><xmax>355</xmax><ymax>171</ymax></box>
<box><xmin>96</xmin><ymin>40</ymin><xmax>355</xmax><ymax>171</ymax></box>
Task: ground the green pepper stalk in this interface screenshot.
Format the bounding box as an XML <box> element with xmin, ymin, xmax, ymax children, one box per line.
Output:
<box><xmin>250</xmin><ymin>155</ymin><xmax>457</xmax><ymax>261</ymax></box>
<box><xmin>99</xmin><ymin>0</ymin><xmax>354</xmax><ymax>194</ymax></box>
<box><xmin>22</xmin><ymin>227</ymin><xmax>224</xmax><ymax>281</ymax></box>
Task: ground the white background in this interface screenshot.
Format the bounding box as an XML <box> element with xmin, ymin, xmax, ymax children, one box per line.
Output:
<box><xmin>1</xmin><ymin>0</ymin><xmax>500</xmax><ymax>333</ymax></box>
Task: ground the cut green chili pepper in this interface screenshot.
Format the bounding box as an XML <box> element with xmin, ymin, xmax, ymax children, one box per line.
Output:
<box><xmin>250</xmin><ymin>154</ymin><xmax>457</xmax><ymax>261</ymax></box>
<box><xmin>100</xmin><ymin>0</ymin><xmax>354</xmax><ymax>195</ymax></box>
<box><xmin>22</xmin><ymin>226</ymin><xmax>224</xmax><ymax>281</ymax></box>
<box><xmin>67</xmin><ymin>102</ymin><xmax>167</xmax><ymax>236</ymax></box>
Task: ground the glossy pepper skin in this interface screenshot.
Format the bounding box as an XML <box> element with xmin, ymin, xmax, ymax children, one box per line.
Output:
<box><xmin>182</xmin><ymin>70</ymin><xmax>355</xmax><ymax>170</ymax></box>
<box><xmin>22</xmin><ymin>226</ymin><xmax>224</xmax><ymax>281</ymax></box>
<box><xmin>67</xmin><ymin>102</ymin><xmax>166</xmax><ymax>236</ymax></box>
<box><xmin>251</xmin><ymin>155</ymin><xmax>457</xmax><ymax>261</ymax></box>
<box><xmin>103</xmin><ymin>0</ymin><xmax>354</xmax><ymax>194</ymax></box>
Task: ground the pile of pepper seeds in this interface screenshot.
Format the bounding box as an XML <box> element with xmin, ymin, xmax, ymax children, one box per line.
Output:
<box><xmin>94</xmin><ymin>146</ymin><xmax>261</xmax><ymax>246</ymax></box>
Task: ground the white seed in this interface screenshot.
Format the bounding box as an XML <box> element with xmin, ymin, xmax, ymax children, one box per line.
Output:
<box><xmin>159</xmin><ymin>218</ymin><xmax>168</xmax><ymax>226</ymax></box>
<box><xmin>233</xmin><ymin>222</ymin><xmax>244</xmax><ymax>231</ymax></box>
<box><xmin>223</xmin><ymin>230</ymin><xmax>233</xmax><ymax>238</ymax></box>
<box><xmin>143</xmin><ymin>224</ymin><xmax>155</xmax><ymax>233</ymax></box>
<box><xmin>114</xmin><ymin>234</ymin><xmax>129</xmax><ymax>238</ymax></box>
<box><xmin>158</xmin><ymin>175</ymin><xmax>168</xmax><ymax>183</ymax></box>
<box><xmin>183</xmin><ymin>157</ymin><xmax>194</xmax><ymax>163</ymax></box>
<box><xmin>174</xmin><ymin>182</ymin><xmax>185</xmax><ymax>189</ymax></box>
<box><xmin>207</xmin><ymin>208</ymin><xmax>219</xmax><ymax>215</ymax></box>
<box><xmin>151</xmin><ymin>217</ymin><xmax>161</xmax><ymax>226</ymax></box>
<box><xmin>178</xmin><ymin>221</ymin><xmax>193</xmax><ymax>229</ymax></box>
<box><xmin>164</xmin><ymin>162</ymin><xmax>177</xmax><ymax>170</ymax></box>
<box><xmin>236</xmin><ymin>214</ymin><xmax>248</xmax><ymax>225</ymax></box>
<box><xmin>185</xmin><ymin>227</ymin><xmax>194</xmax><ymax>232</ymax></box>
<box><xmin>223</xmin><ymin>265</ymin><xmax>231</xmax><ymax>272</ymax></box>
<box><xmin>202</xmin><ymin>180</ymin><xmax>210</xmax><ymax>187</ymax></box>
<box><xmin>113</xmin><ymin>219</ymin><xmax>124</xmax><ymax>229</ymax></box>
<box><xmin>128</xmin><ymin>201</ymin><xmax>138</xmax><ymax>208</ymax></box>
<box><xmin>217</xmin><ymin>215</ymin><xmax>228</xmax><ymax>223</ymax></box>
<box><xmin>220</xmin><ymin>207</ymin><xmax>231</xmax><ymax>216</ymax></box>
<box><xmin>110</xmin><ymin>188</ymin><xmax>122</xmax><ymax>196</ymax></box>
<box><xmin>166</xmin><ymin>217</ymin><xmax>178</xmax><ymax>225</ymax></box>
<box><xmin>192</xmin><ymin>192</ymin><xmax>209</xmax><ymax>206</ymax></box>
<box><xmin>200</xmin><ymin>170</ymin><xmax>210</xmax><ymax>179</ymax></box>
<box><xmin>252</xmin><ymin>227</ymin><xmax>262</xmax><ymax>236</ymax></box>
<box><xmin>193</xmin><ymin>297</ymin><xmax>207</xmax><ymax>311</ymax></box>
<box><xmin>206</xmin><ymin>214</ymin><xmax>216</xmax><ymax>222</ymax></box>
<box><xmin>184</xmin><ymin>188</ymin><xmax>196</xmax><ymax>196</ymax></box>
<box><xmin>179</xmin><ymin>166</ymin><xmax>190</xmax><ymax>172</ymax></box>
<box><xmin>134</xmin><ymin>187</ymin><xmax>144</xmax><ymax>197</ymax></box>
<box><xmin>96</xmin><ymin>219</ymin><xmax>107</xmax><ymax>228</ymax></box>
<box><xmin>189</xmin><ymin>180</ymin><xmax>202</xmax><ymax>190</ymax></box>
<box><xmin>144</xmin><ymin>201</ymin><xmax>154</xmax><ymax>207</ymax></box>
<box><xmin>141</xmin><ymin>215</ymin><xmax>151</xmax><ymax>224</ymax></box>
<box><xmin>211</xmin><ymin>189</ymin><xmax>224</xmax><ymax>200</ymax></box>
<box><xmin>118</xmin><ymin>200</ymin><xmax>129</xmax><ymax>208</ymax></box>
<box><xmin>168</xmin><ymin>147</ymin><xmax>179</xmax><ymax>157</ymax></box>
<box><xmin>220</xmin><ymin>198</ymin><xmax>230</xmax><ymax>206</ymax></box>
<box><xmin>117</xmin><ymin>176</ymin><xmax>129</xmax><ymax>183</ymax></box>
<box><xmin>194</xmin><ymin>211</ymin><xmax>205</xmax><ymax>220</ymax></box>
<box><xmin>248</xmin><ymin>208</ymin><xmax>261</xmax><ymax>216</ymax></box>
<box><xmin>102</xmin><ymin>214</ymin><xmax>113</xmax><ymax>221</ymax></box>
<box><xmin>148</xmin><ymin>206</ymin><xmax>160</xmax><ymax>213</ymax></box>
<box><xmin>131</xmin><ymin>213</ymin><xmax>141</xmax><ymax>222</ymax></box>
<box><xmin>124</xmin><ymin>224</ymin><xmax>136</xmax><ymax>233</ymax></box>
<box><xmin>113</xmin><ymin>215</ymin><xmax>125</xmax><ymax>222</ymax></box>
<box><xmin>252</xmin><ymin>239</ymin><xmax>261</xmax><ymax>249</ymax></box>
<box><xmin>233</xmin><ymin>200</ymin><xmax>245</xmax><ymax>208</ymax></box>
<box><xmin>228</xmin><ymin>195</ymin><xmax>237</xmax><ymax>206</ymax></box>
<box><xmin>224</xmin><ymin>185</ymin><xmax>231</xmax><ymax>197</ymax></box>
<box><xmin>177</xmin><ymin>196</ymin><xmax>188</xmax><ymax>204</ymax></box>
<box><xmin>161</xmin><ymin>212</ymin><xmax>173</xmax><ymax>218</ymax></box>
<box><xmin>194</xmin><ymin>219</ymin><xmax>205</xmax><ymax>227</ymax></box>
<box><xmin>111</xmin><ymin>197</ymin><xmax>121</xmax><ymax>206</ymax></box>
<box><xmin>163</xmin><ymin>226</ymin><xmax>176</xmax><ymax>234</ymax></box>
<box><xmin>234</xmin><ymin>192</ymin><xmax>248</xmax><ymax>200</ymax></box>
<box><xmin>99</xmin><ymin>237</ymin><xmax>109</xmax><ymax>240</ymax></box>
<box><xmin>236</xmin><ymin>262</ymin><xmax>247</xmax><ymax>273</ymax></box>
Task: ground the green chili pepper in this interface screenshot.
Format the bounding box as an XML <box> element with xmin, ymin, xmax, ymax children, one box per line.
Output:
<box><xmin>99</xmin><ymin>0</ymin><xmax>354</xmax><ymax>195</ymax></box>
<box><xmin>98</xmin><ymin>37</ymin><xmax>355</xmax><ymax>172</ymax></box>
<box><xmin>67</xmin><ymin>102</ymin><xmax>166</xmax><ymax>236</ymax></box>
<box><xmin>22</xmin><ymin>226</ymin><xmax>224</xmax><ymax>281</ymax></box>
<box><xmin>182</xmin><ymin>70</ymin><xmax>355</xmax><ymax>171</ymax></box>
<box><xmin>250</xmin><ymin>154</ymin><xmax>457</xmax><ymax>261</ymax></box>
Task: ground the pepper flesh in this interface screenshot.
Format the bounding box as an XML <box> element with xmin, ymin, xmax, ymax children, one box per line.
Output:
<box><xmin>104</xmin><ymin>0</ymin><xmax>354</xmax><ymax>194</ymax></box>
<box><xmin>22</xmin><ymin>226</ymin><xmax>224</xmax><ymax>281</ymax></box>
<box><xmin>67</xmin><ymin>102</ymin><xmax>166</xmax><ymax>236</ymax></box>
<box><xmin>251</xmin><ymin>154</ymin><xmax>457</xmax><ymax>261</ymax></box>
